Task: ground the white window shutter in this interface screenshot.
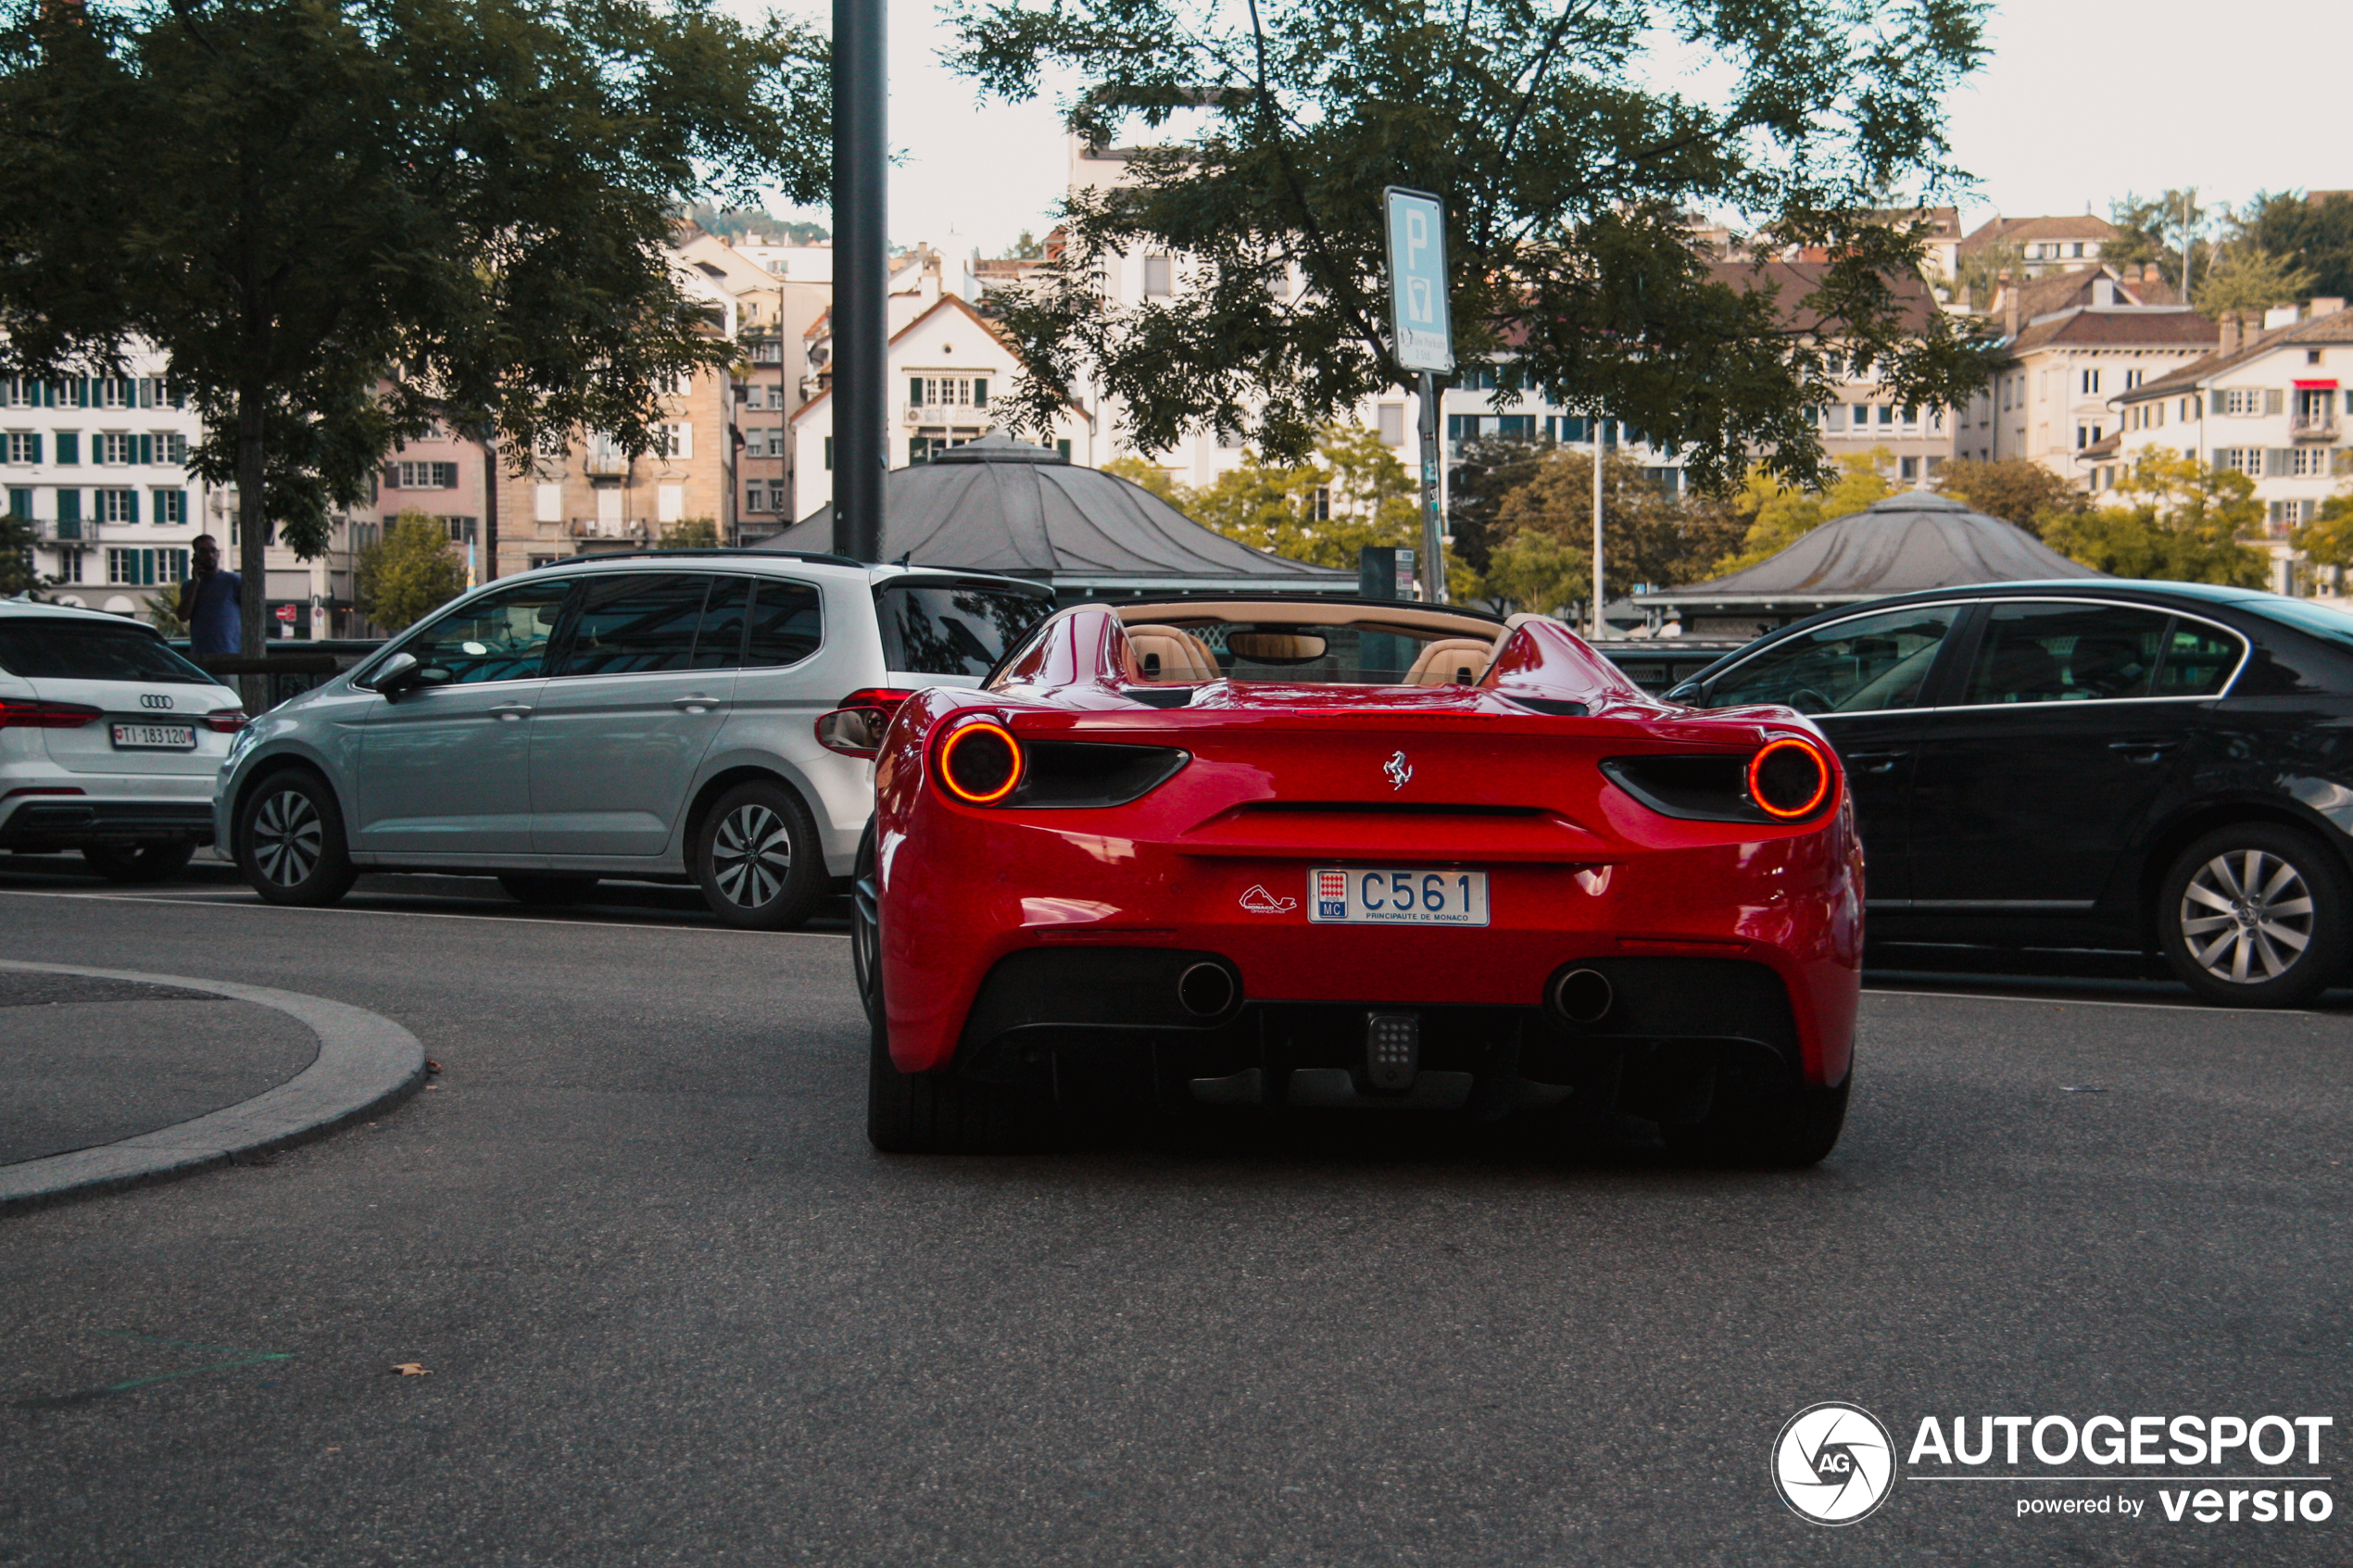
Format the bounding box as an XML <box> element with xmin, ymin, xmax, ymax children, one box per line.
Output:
<box><xmin>674</xmin><ymin>421</ymin><xmax>693</xmax><ymax>459</ymax></box>
<box><xmin>658</xmin><ymin>483</ymin><xmax>685</xmax><ymax>523</ymax></box>
<box><xmin>535</xmin><ymin>483</ymin><xmax>562</xmax><ymax>523</ymax></box>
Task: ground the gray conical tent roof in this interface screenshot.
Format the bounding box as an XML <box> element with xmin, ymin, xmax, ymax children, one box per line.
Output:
<box><xmin>761</xmin><ymin>433</ymin><xmax>1350</xmax><ymax>593</ymax></box>
<box><xmin>1634</xmin><ymin>490</ymin><xmax>2107</xmax><ymax>627</ymax></box>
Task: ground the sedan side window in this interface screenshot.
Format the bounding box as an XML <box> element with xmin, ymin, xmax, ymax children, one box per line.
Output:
<box><xmin>391</xmin><ymin>578</ymin><xmax>573</xmax><ymax>685</ymax></box>
<box><xmin>2151</xmin><ymin>620</ymin><xmax>2245</xmax><ymax>697</ymax></box>
<box><xmin>1705</xmin><ymin>605</ymin><xmax>1959</xmax><ymax>714</ymax></box>
<box><xmin>554</xmin><ymin>574</ymin><xmax>709</xmax><ymax>676</ymax></box>
<box><xmin>1963</xmin><ymin>603</ymin><xmax>2173</xmax><ymax>706</ymax></box>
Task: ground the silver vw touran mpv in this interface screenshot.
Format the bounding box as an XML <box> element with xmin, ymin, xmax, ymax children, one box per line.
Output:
<box><xmin>214</xmin><ymin>551</ymin><xmax>1051</xmax><ymax>928</ymax></box>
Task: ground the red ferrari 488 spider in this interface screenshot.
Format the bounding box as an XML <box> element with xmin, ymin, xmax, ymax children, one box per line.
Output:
<box><xmin>840</xmin><ymin>597</ymin><xmax>1862</xmax><ymax>1164</ymax></box>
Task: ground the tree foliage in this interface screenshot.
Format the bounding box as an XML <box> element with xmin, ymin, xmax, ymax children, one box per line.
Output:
<box><xmin>0</xmin><ymin>512</ymin><xmax>37</xmax><ymax>595</ymax></box>
<box><xmin>1934</xmin><ymin>457</ymin><xmax>2088</xmax><ymax>537</ymax></box>
<box><xmin>1715</xmin><ymin>448</ymin><xmax>1897</xmax><ymax>573</ymax></box>
<box><xmin>2040</xmin><ymin>453</ymin><xmax>2266</xmax><ymax>587</ymax></box>
<box><xmin>0</xmin><ymin>0</ymin><xmax>828</xmax><ymax>664</ymax></box>
<box><xmin>2235</xmin><ymin>190</ymin><xmax>2353</xmax><ymax>304</ymax></box>
<box><xmin>2195</xmin><ymin>247</ymin><xmax>2320</xmax><ymax>319</ymax></box>
<box><xmin>1481</xmin><ymin>450</ymin><xmax>1744</xmax><ymax>616</ymax></box>
<box><xmin>357</xmin><ymin>513</ymin><xmax>471</xmax><ymax>633</ymax></box>
<box><xmin>2105</xmin><ymin>189</ymin><xmax>2210</xmax><ymax>291</ymax></box>
<box><xmin>951</xmin><ymin>0</ymin><xmax>1997</xmax><ymax>492</ymax></box>
<box><xmin>1445</xmin><ymin>436</ymin><xmax>1554</xmax><ymax>575</ymax></box>
<box><xmin>656</xmin><ymin>518</ymin><xmax>722</xmax><ymax>549</ymax></box>
<box><xmin>2291</xmin><ymin>490</ymin><xmax>2353</xmax><ymax>571</ymax></box>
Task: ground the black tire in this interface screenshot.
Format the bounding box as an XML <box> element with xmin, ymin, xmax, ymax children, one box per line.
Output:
<box><xmin>862</xmin><ymin>831</ymin><xmax>1039</xmax><ymax>1154</ymax></box>
<box><xmin>81</xmin><ymin>842</ymin><xmax>195</xmax><ymax>884</ymax></box>
<box><xmin>692</xmin><ymin>779</ymin><xmax>827</xmax><ymax>931</ymax></box>
<box><xmin>497</xmin><ymin>872</ymin><xmax>601</xmax><ymax>907</ymax></box>
<box><xmin>1662</xmin><ymin>1072</ymin><xmax>1851</xmax><ymax>1168</ymax></box>
<box><xmin>2158</xmin><ymin>823</ymin><xmax>2350</xmax><ymax>1008</ymax></box>
<box><xmin>236</xmin><ymin>770</ymin><xmax>357</xmax><ymax>907</ymax></box>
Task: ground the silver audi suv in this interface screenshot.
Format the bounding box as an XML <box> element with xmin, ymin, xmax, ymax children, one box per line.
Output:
<box><xmin>214</xmin><ymin>551</ymin><xmax>1051</xmax><ymax>927</ymax></box>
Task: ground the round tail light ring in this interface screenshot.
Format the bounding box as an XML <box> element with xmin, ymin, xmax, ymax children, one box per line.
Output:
<box><xmin>1748</xmin><ymin>736</ymin><xmax>1831</xmax><ymax>821</ymax></box>
<box><xmin>936</xmin><ymin>718</ymin><xmax>1025</xmax><ymax>806</ymax></box>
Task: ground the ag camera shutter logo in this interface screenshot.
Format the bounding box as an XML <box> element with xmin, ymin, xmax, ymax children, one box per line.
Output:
<box><xmin>1773</xmin><ymin>1402</ymin><xmax>1897</xmax><ymax>1524</ymax></box>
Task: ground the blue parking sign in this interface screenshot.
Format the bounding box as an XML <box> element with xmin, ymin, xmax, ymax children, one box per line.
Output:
<box><xmin>1383</xmin><ymin>188</ymin><xmax>1453</xmax><ymax>373</ymax></box>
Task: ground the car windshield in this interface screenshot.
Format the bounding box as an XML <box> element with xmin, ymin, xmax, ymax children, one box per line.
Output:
<box><xmin>1130</xmin><ymin>619</ymin><xmax>1498</xmax><ymax>685</ymax></box>
<box><xmin>0</xmin><ymin>620</ymin><xmax>224</xmax><ymax>685</ymax></box>
<box><xmin>876</xmin><ymin>583</ymin><xmax>1049</xmax><ymax>677</ymax></box>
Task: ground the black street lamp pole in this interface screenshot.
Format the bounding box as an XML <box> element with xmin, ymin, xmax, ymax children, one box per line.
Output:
<box><xmin>831</xmin><ymin>0</ymin><xmax>886</xmax><ymax>562</ymax></box>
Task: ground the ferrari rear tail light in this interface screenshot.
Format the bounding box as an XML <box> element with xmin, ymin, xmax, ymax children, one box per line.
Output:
<box><xmin>1747</xmin><ymin>736</ymin><xmax>1832</xmax><ymax>821</ymax></box>
<box><xmin>203</xmin><ymin>708</ymin><xmax>248</xmax><ymax>734</ymax></box>
<box><xmin>815</xmin><ymin>687</ymin><xmax>922</xmax><ymax>759</ymax></box>
<box><xmin>934</xmin><ymin>717</ymin><xmax>1025</xmax><ymax>805</ymax></box>
<box><xmin>0</xmin><ymin>697</ymin><xmax>101</xmax><ymax>729</ymax></box>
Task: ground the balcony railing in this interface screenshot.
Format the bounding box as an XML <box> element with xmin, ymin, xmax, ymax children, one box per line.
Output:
<box><xmin>568</xmin><ymin>517</ymin><xmax>651</xmax><ymax>540</ymax></box>
<box><xmin>2291</xmin><ymin>411</ymin><xmax>2340</xmax><ymax>443</ymax></box>
<box><xmin>32</xmin><ymin>517</ymin><xmax>85</xmax><ymax>542</ymax></box>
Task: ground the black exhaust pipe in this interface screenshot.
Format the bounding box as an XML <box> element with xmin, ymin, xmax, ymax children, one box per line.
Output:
<box><xmin>1550</xmin><ymin>968</ymin><xmax>1614</xmax><ymax>1024</ymax></box>
<box><xmin>1177</xmin><ymin>961</ymin><xmax>1238</xmax><ymax>1019</ymax></box>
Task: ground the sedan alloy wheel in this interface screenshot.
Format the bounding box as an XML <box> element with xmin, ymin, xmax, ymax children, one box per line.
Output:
<box><xmin>2179</xmin><ymin>848</ymin><xmax>2313</xmax><ymax>985</ymax></box>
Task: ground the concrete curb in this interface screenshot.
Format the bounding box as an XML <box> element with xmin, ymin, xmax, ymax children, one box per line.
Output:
<box><xmin>0</xmin><ymin>960</ymin><xmax>425</xmax><ymax>1214</ymax></box>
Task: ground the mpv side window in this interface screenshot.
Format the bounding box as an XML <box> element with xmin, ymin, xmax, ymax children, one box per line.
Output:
<box><xmin>692</xmin><ymin>576</ymin><xmax>755</xmax><ymax>670</ymax></box>
<box><xmin>1962</xmin><ymin>602</ymin><xmax>2175</xmax><ymax>706</ymax></box>
<box><xmin>555</xmin><ymin>574</ymin><xmax>710</xmax><ymax>676</ymax></box>
<box><xmin>1705</xmin><ymin>604</ymin><xmax>1959</xmax><ymax>715</ymax></box>
<box><xmin>877</xmin><ymin>583</ymin><xmax>1047</xmax><ymax>677</ymax></box>
<box><xmin>393</xmin><ymin>577</ymin><xmax>573</xmax><ymax>685</ymax></box>
<box><xmin>742</xmin><ymin>579</ymin><xmax>823</xmax><ymax>667</ymax></box>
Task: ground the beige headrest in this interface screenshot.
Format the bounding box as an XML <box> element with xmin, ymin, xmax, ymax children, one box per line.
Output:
<box><xmin>1125</xmin><ymin>624</ymin><xmax>1220</xmax><ymax>684</ymax></box>
<box><xmin>1404</xmin><ymin>637</ymin><xmax>1495</xmax><ymax>686</ymax></box>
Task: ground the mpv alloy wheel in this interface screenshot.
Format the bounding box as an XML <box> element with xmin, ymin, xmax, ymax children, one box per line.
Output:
<box><xmin>252</xmin><ymin>787</ymin><xmax>322</xmax><ymax>888</ymax></box>
<box><xmin>691</xmin><ymin>779</ymin><xmax>826</xmax><ymax>931</ymax></box>
<box><xmin>2158</xmin><ymin>823</ymin><xmax>2348</xmax><ymax>1008</ymax></box>
<box><xmin>237</xmin><ymin>770</ymin><xmax>358</xmax><ymax>908</ymax></box>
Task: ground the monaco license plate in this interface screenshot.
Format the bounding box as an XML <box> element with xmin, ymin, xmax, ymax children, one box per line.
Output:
<box><xmin>110</xmin><ymin>721</ymin><xmax>197</xmax><ymax>751</ymax></box>
<box><xmin>1308</xmin><ymin>867</ymin><xmax>1490</xmax><ymax>927</ymax></box>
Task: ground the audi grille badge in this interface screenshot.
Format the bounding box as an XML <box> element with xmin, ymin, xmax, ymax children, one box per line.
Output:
<box><xmin>1384</xmin><ymin>749</ymin><xmax>1413</xmax><ymax>791</ymax></box>
<box><xmin>141</xmin><ymin>694</ymin><xmax>174</xmax><ymax>709</ymax></box>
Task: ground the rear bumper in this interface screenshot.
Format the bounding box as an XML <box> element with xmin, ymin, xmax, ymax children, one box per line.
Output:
<box><xmin>1</xmin><ymin>798</ymin><xmax>214</xmax><ymax>848</ymax></box>
<box><xmin>878</xmin><ymin>818</ymin><xmax>1864</xmax><ymax>1088</ymax></box>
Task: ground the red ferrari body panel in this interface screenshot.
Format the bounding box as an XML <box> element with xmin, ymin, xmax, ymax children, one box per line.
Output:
<box><xmin>870</xmin><ymin>606</ymin><xmax>1863</xmax><ymax>1098</ymax></box>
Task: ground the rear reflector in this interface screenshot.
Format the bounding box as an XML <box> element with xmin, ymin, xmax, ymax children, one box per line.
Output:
<box><xmin>4</xmin><ymin>785</ymin><xmax>87</xmax><ymax>798</ymax></box>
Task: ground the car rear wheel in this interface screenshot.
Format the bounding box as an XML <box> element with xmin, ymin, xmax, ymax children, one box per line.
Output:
<box><xmin>862</xmin><ymin>839</ymin><xmax>1042</xmax><ymax>1154</ymax></box>
<box><xmin>1661</xmin><ymin>1073</ymin><xmax>1850</xmax><ymax>1168</ymax></box>
<box><xmin>238</xmin><ymin>771</ymin><xmax>357</xmax><ymax>907</ymax></box>
<box><xmin>692</xmin><ymin>780</ymin><xmax>827</xmax><ymax>931</ymax></box>
<box><xmin>2158</xmin><ymin>823</ymin><xmax>2349</xmax><ymax>1008</ymax></box>
<box><xmin>81</xmin><ymin>842</ymin><xmax>195</xmax><ymax>884</ymax></box>
<box><xmin>497</xmin><ymin>872</ymin><xmax>601</xmax><ymax>907</ymax></box>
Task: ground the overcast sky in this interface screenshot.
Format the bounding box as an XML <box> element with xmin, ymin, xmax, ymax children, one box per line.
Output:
<box><xmin>749</xmin><ymin>0</ymin><xmax>2349</xmax><ymax>257</ymax></box>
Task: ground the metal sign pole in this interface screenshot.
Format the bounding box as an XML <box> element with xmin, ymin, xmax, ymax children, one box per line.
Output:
<box><xmin>832</xmin><ymin>0</ymin><xmax>886</xmax><ymax>562</ymax></box>
<box><xmin>1383</xmin><ymin>188</ymin><xmax>1453</xmax><ymax>605</ymax></box>
<box><xmin>1592</xmin><ymin>409</ymin><xmax>1605</xmax><ymax>639</ymax></box>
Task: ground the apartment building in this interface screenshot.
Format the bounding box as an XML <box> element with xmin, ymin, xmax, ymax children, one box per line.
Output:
<box><xmin>2111</xmin><ymin>301</ymin><xmax>2353</xmax><ymax>590</ymax></box>
<box><xmin>1957</xmin><ymin>267</ymin><xmax>2219</xmax><ymax>491</ymax></box>
<box><xmin>2</xmin><ymin>351</ymin><xmax>213</xmax><ymax>622</ymax></box>
<box><xmin>1959</xmin><ymin>213</ymin><xmax>2121</xmax><ymax>278</ymax></box>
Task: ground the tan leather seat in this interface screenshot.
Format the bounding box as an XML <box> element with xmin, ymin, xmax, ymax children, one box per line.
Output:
<box><xmin>1403</xmin><ymin>637</ymin><xmax>1495</xmax><ymax>686</ymax></box>
<box><xmin>1125</xmin><ymin>624</ymin><xmax>1221</xmax><ymax>683</ymax></box>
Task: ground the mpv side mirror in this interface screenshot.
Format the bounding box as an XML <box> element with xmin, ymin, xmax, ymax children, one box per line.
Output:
<box><xmin>372</xmin><ymin>652</ymin><xmax>448</xmax><ymax>697</ymax></box>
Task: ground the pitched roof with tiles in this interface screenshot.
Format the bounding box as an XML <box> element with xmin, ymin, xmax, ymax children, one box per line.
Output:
<box><xmin>1961</xmin><ymin>214</ymin><xmax>2122</xmax><ymax>253</ymax></box>
<box><xmin>2114</xmin><ymin>309</ymin><xmax>2353</xmax><ymax>403</ymax></box>
<box><xmin>2008</xmin><ymin>307</ymin><xmax>2220</xmax><ymax>354</ymax></box>
<box><xmin>1705</xmin><ymin>259</ymin><xmax>1941</xmax><ymax>335</ymax></box>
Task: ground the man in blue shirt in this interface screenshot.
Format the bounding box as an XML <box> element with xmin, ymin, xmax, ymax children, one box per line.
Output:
<box><xmin>178</xmin><ymin>533</ymin><xmax>242</xmax><ymax>655</ymax></box>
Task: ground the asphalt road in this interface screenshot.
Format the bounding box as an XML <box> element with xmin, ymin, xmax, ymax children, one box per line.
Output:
<box><xmin>1</xmin><ymin>862</ymin><xmax>2347</xmax><ymax>1566</ymax></box>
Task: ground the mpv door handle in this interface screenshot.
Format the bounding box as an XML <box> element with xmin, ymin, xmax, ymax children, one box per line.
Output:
<box><xmin>2108</xmin><ymin>738</ymin><xmax>2179</xmax><ymax>760</ymax></box>
<box><xmin>487</xmin><ymin>704</ymin><xmax>534</xmax><ymax>721</ymax></box>
<box><xmin>673</xmin><ymin>696</ymin><xmax>724</xmax><ymax>714</ymax></box>
<box><xmin>1844</xmin><ymin>750</ymin><xmax>1909</xmax><ymax>774</ymax></box>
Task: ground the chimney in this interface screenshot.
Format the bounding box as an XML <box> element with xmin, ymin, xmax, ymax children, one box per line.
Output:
<box><xmin>2313</xmin><ymin>297</ymin><xmax>2347</xmax><ymax>319</ymax></box>
<box><xmin>2217</xmin><ymin>312</ymin><xmax>2243</xmax><ymax>357</ymax></box>
<box><xmin>2001</xmin><ymin>281</ymin><xmax>2020</xmax><ymax>341</ymax></box>
<box><xmin>2092</xmin><ymin>277</ymin><xmax>2117</xmax><ymax>308</ymax></box>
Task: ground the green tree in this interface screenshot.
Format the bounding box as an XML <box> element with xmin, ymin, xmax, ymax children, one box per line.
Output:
<box><xmin>1951</xmin><ymin>239</ymin><xmax>2024</xmax><ymax>310</ymax></box>
<box><xmin>2236</xmin><ymin>190</ymin><xmax>2353</xmax><ymax>304</ymax></box>
<box><xmin>2291</xmin><ymin>490</ymin><xmax>2353</xmax><ymax>572</ymax></box>
<box><xmin>1002</xmin><ymin>230</ymin><xmax>1048</xmax><ymax>261</ymax></box>
<box><xmin>142</xmin><ymin>590</ymin><xmax>188</xmax><ymax>637</ymax></box>
<box><xmin>0</xmin><ymin>511</ymin><xmax>36</xmax><ymax>595</ymax></box>
<box><xmin>357</xmin><ymin>513</ymin><xmax>470</xmax><ymax>633</ymax></box>
<box><xmin>1445</xmin><ymin>435</ymin><xmax>1553</xmax><ymax>575</ymax></box>
<box><xmin>0</xmin><ymin>0</ymin><xmax>827</xmax><ymax>678</ymax></box>
<box><xmin>1176</xmin><ymin>424</ymin><xmax>1475</xmax><ymax>595</ymax></box>
<box><xmin>2195</xmin><ymin>247</ymin><xmax>2320</xmax><ymax>319</ymax></box>
<box><xmin>2040</xmin><ymin>453</ymin><xmax>2266</xmax><ymax>586</ymax></box>
<box><xmin>1715</xmin><ymin>448</ymin><xmax>1897</xmax><ymax>572</ymax></box>
<box><xmin>953</xmin><ymin>0</ymin><xmax>1996</xmax><ymax>492</ymax></box>
<box><xmin>2106</xmin><ymin>189</ymin><xmax>2210</xmax><ymax>291</ymax></box>
<box><xmin>656</xmin><ymin>517</ymin><xmax>722</xmax><ymax>549</ymax></box>
<box><xmin>1482</xmin><ymin>449</ymin><xmax>1746</xmax><ymax>615</ymax></box>
<box><xmin>1934</xmin><ymin>457</ymin><xmax>2089</xmax><ymax>536</ymax></box>
<box><xmin>1101</xmin><ymin>456</ymin><xmax>1187</xmax><ymax>506</ymax></box>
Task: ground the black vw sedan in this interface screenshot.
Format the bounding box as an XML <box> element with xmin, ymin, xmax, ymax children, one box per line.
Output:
<box><xmin>1669</xmin><ymin>581</ymin><xmax>2353</xmax><ymax>1007</ymax></box>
